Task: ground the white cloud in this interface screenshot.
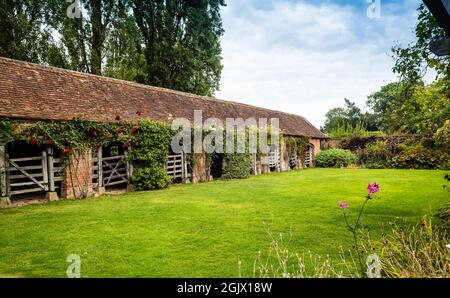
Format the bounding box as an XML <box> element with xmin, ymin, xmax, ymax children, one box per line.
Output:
<box><xmin>216</xmin><ymin>0</ymin><xmax>421</xmax><ymax>128</ymax></box>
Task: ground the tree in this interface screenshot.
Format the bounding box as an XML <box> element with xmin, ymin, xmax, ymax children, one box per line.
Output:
<box><xmin>392</xmin><ymin>4</ymin><xmax>449</xmax><ymax>87</ymax></box>
<box><xmin>321</xmin><ymin>107</ymin><xmax>346</xmax><ymax>133</ymax></box>
<box><xmin>322</xmin><ymin>99</ymin><xmax>373</xmax><ymax>133</ymax></box>
<box><xmin>47</xmin><ymin>0</ymin><xmax>116</xmax><ymax>75</ymax></box>
<box><xmin>0</xmin><ymin>0</ymin><xmax>55</xmax><ymax>63</ymax></box>
<box><xmin>132</xmin><ymin>0</ymin><xmax>225</xmax><ymax>96</ymax></box>
<box><xmin>389</xmin><ymin>79</ymin><xmax>449</xmax><ymax>135</ymax></box>
<box><xmin>366</xmin><ymin>82</ymin><xmax>405</xmax><ymax>132</ymax></box>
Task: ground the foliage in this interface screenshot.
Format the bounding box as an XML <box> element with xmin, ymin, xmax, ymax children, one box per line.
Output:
<box><xmin>329</xmin><ymin>121</ymin><xmax>383</xmax><ymax>138</ymax></box>
<box><xmin>21</xmin><ymin>119</ymin><xmax>126</xmax><ymax>154</ymax></box>
<box><xmin>284</xmin><ymin>136</ymin><xmax>309</xmax><ymax>164</ymax></box>
<box><xmin>131</xmin><ymin>167</ymin><xmax>172</xmax><ymax>190</ymax></box>
<box><xmin>359</xmin><ymin>140</ymin><xmax>398</xmax><ymax>169</ymax></box>
<box><xmin>315</xmin><ymin>149</ymin><xmax>357</xmax><ymax>168</ymax></box>
<box><xmin>0</xmin><ymin>119</ymin><xmax>14</xmax><ymax>145</ymax></box>
<box><xmin>366</xmin><ymin>82</ymin><xmax>404</xmax><ymax>133</ymax></box>
<box><xmin>362</xmin><ymin>218</ymin><xmax>449</xmax><ymax>278</ymax></box>
<box><xmin>132</xmin><ymin>0</ymin><xmax>225</xmax><ymax>96</ymax></box>
<box><xmin>343</xmin><ymin>135</ymin><xmax>449</xmax><ymax>170</ymax></box>
<box><xmin>128</xmin><ymin>119</ymin><xmax>175</xmax><ymax>190</ymax></box>
<box><xmin>436</xmin><ymin>202</ymin><xmax>449</xmax><ymax>230</ymax></box>
<box><xmin>0</xmin><ymin>0</ymin><xmax>55</xmax><ymax>64</ymax></box>
<box><xmin>255</xmin><ymin>218</ymin><xmax>449</xmax><ymax>278</ymax></box>
<box><xmin>321</xmin><ymin>99</ymin><xmax>381</xmax><ymax>134</ymax></box>
<box><xmin>387</xmin><ymin>79</ymin><xmax>450</xmax><ymax>135</ymax></box>
<box><xmin>392</xmin><ymin>4</ymin><xmax>449</xmax><ymax>83</ymax></box>
<box><xmin>389</xmin><ymin>140</ymin><xmax>450</xmax><ymax>170</ymax></box>
<box><xmin>222</xmin><ymin>153</ymin><xmax>252</xmax><ymax>179</ymax></box>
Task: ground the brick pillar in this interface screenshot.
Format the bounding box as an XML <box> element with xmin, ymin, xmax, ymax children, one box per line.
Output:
<box><xmin>62</xmin><ymin>150</ymin><xmax>94</xmax><ymax>199</ymax></box>
<box><xmin>191</xmin><ymin>153</ymin><xmax>208</xmax><ymax>183</ymax></box>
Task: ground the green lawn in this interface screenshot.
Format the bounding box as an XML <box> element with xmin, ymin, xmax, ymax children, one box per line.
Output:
<box><xmin>0</xmin><ymin>168</ymin><xmax>448</xmax><ymax>277</ymax></box>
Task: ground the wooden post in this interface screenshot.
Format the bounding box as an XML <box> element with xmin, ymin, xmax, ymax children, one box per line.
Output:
<box><xmin>41</xmin><ymin>150</ymin><xmax>49</xmax><ymax>191</ymax></box>
<box><xmin>97</xmin><ymin>147</ymin><xmax>103</xmax><ymax>187</ymax></box>
<box><xmin>96</xmin><ymin>147</ymin><xmax>106</xmax><ymax>195</ymax></box>
<box><xmin>183</xmin><ymin>152</ymin><xmax>188</xmax><ymax>182</ymax></box>
<box><xmin>47</xmin><ymin>147</ymin><xmax>55</xmax><ymax>192</ymax></box>
<box><xmin>0</xmin><ymin>145</ymin><xmax>7</xmax><ymax>197</ymax></box>
<box><xmin>0</xmin><ymin>144</ymin><xmax>11</xmax><ymax>207</ymax></box>
<box><xmin>45</xmin><ymin>147</ymin><xmax>58</xmax><ymax>201</ymax></box>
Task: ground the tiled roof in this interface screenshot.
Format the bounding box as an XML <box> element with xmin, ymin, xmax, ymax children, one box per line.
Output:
<box><xmin>0</xmin><ymin>57</ymin><xmax>327</xmax><ymax>138</ymax></box>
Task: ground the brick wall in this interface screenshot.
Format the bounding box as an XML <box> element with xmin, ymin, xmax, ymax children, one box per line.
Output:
<box><xmin>62</xmin><ymin>150</ymin><xmax>95</xmax><ymax>199</ymax></box>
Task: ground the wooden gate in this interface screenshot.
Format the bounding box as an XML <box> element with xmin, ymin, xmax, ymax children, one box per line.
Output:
<box><xmin>268</xmin><ymin>146</ymin><xmax>280</xmax><ymax>169</ymax></box>
<box><xmin>165</xmin><ymin>153</ymin><xmax>188</xmax><ymax>181</ymax></box>
<box><xmin>94</xmin><ymin>146</ymin><xmax>131</xmax><ymax>189</ymax></box>
<box><xmin>289</xmin><ymin>154</ymin><xmax>298</xmax><ymax>169</ymax></box>
<box><xmin>101</xmin><ymin>155</ymin><xmax>128</xmax><ymax>187</ymax></box>
<box><xmin>4</xmin><ymin>148</ymin><xmax>62</xmax><ymax>197</ymax></box>
<box><xmin>304</xmin><ymin>145</ymin><xmax>313</xmax><ymax>167</ymax></box>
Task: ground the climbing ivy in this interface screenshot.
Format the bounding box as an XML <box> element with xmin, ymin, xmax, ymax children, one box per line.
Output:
<box><xmin>284</xmin><ymin>136</ymin><xmax>309</xmax><ymax>167</ymax></box>
<box><xmin>127</xmin><ymin>119</ymin><xmax>175</xmax><ymax>190</ymax></box>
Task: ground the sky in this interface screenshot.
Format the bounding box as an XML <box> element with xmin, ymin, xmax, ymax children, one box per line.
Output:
<box><xmin>215</xmin><ymin>0</ymin><xmax>424</xmax><ymax>128</ymax></box>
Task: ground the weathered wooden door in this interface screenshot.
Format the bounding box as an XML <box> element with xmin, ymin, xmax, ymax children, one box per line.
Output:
<box><xmin>101</xmin><ymin>155</ymin><xmax>128</xmax><ymax>187</ymax></box>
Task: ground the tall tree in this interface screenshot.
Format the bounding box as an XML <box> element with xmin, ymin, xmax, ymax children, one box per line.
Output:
<box><xmin>132</xmin><ymin>0</ymin><xmax>225</xmax><ymax>96</ymax></box>
<box><xmin>392</xmin><ymin>4</ymin><xmax>449</xmax><ymax>86</ymax></box>
<box><xmin>0</xmin><ymin>0</ymin><xmax>55</xmax><ymax>63</ymax></box>
<box><xmin>49</xmin><ymin>0</ymin><xmax>115</xmax><ymax>74</ymax></box>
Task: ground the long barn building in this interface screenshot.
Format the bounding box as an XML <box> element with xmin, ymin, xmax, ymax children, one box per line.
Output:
<box><xmin>0</xmin><ymin>57</ymin><xmax>327</xmax><ymax>204</ymax></box>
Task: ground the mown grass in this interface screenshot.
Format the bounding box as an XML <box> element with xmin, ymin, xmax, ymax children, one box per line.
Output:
<box><xmin>0</xmin><ymin>168</ymin><xmax>447</xmax><ymax>277</ymax></box>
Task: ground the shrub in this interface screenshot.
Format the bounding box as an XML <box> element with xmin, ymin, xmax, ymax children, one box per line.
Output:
<box><xmin>131</xmin><ymin>167</ymin><xmax>172</xmax><ymax>190</ymax></box>
<box><xmin>128</xmin><ymin>119</ymin><xmax>175</xmax><ymax>190</ymax></box>
<box><xmin>342</xmin><ymin>135</ymin><xmax>449</xmax><ymax>170</ymax></box>
<box><xmin>315</xmin><ymin>149</ymin><xmax>357</xmax><ymax>168</ymax></box>
<box><xmin>389</xmin><ymin>141</ymin><xmax>450</xmax><ymax>170</ymax></box>
<box><xmin>222</xmin><ymin>153</ymin><xmax>252</xmax><ymax>179</ymax></box>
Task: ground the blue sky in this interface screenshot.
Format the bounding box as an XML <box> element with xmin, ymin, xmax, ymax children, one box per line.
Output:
<box><xmin>216</xmin><ymin>0</ymin><xmax>425</xmax><ymax>127</ymax></box>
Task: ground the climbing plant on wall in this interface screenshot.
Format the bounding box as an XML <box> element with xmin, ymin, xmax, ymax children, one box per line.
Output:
<box><xmin>284</xmin><ymin>136</ymin><xmax>309</xmax><ymax>167</ymax></box>
<box><xmin>127</xmin><ymin>119</ymin><xmax>175</xmax><ymax>190</ymax></box>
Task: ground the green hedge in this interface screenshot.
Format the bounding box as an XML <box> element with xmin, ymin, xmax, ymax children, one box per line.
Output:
<box><xmin>222</xmin><ymin>153</ymin><xmax>252</xmax><ymax>179</ymax></box>
<box><xmin>128</xmin><ymin>119</ymin><xmax>175</xmax><ymax>190</ymax></box>
<box><xmin>355</xmin><ymin>138</ymin><xmax>449</xmax><ymax>170</ymax></box>
<box><xmin>315</xmin><ymin>149</ymin><xmax>357</xmax><ymax>168</ymax></box>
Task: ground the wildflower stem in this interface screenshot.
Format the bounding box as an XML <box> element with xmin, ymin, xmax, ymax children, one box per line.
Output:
<box><xmin>353</xmin><ymin>197</ymin><xmax>369</xmax><ymax>276</ymax></box>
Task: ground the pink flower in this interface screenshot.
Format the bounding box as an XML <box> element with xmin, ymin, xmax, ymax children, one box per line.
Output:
<box><xmin>367</xmin><ymin>183</ymin><xmax>380</xmax><ymax>195</ymax></box>
<box><xmin>339</xmin><ymin>202</ymin><xmax>349</xmax><ymax>209</ymax></box>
